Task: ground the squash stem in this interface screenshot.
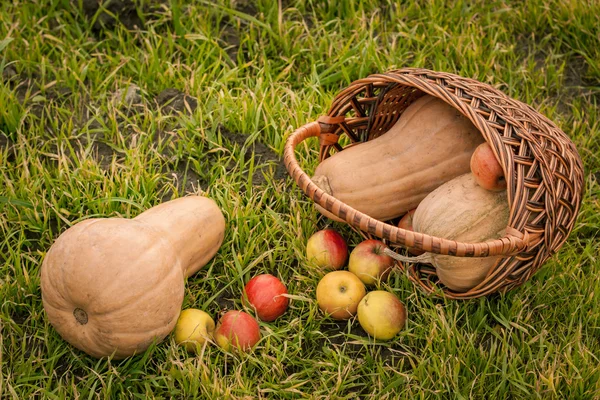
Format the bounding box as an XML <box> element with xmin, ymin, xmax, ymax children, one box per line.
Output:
<box><xmin>383</xmin><ymin>248</ymin><xmax>432</xmax><ymax>264</ymax></box>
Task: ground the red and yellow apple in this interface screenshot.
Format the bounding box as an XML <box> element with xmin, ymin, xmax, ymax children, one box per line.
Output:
<box><xmin>470</xmin><ymin>142</ymin><xmax>506</xmax><ymax>191</ymax></box>
<box><xmin>316</xmin><ymin>271</ymin><xmax>366</xmax><ymax>320</ymax></box>
<box><xmin>397</xmin><ymin>210</ymin><xmax>424</xmax><ymax>256</ymax></box>
<box><xmin>306</xmin><ymin>229</ymin><xmax>348</xmax><ymax>270</ymax></box>
<box><xmin>348</xmin><ymin>239</ymin><xmax>395</xmax><ymax>285</ymax></box>
<box><xmin>174</xmin><ymin>309</ymin><xmax>215</xmax><ymax>352</ymax></box>
<box><xmin>214</xmin><ymin>311</ymin><xmax>260</xmax><ymax>352</ymax></box>
<box><xmin>357</xmin><ymin>291</ymin><xmax>406</xmax><ymax>340</ymax></box>
<box><xmin>243</xmin><ymin>274</ymin><xmax>289</xmax><ymax>322</ymax></box>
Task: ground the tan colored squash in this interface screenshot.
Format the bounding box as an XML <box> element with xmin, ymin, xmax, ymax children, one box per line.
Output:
<box><xmin>40</xmin><ymin>196</ymin><xmax>225</xmax><ymax>358</ymax></box>
<box><xmin>312</xmin><ymin>95</ymin><xmax>485</xmax><ymax>222</ymax></box>
<box><xmin>385</xmin><ymin>173</ymin><xmax>509</xmax><ymax>292</ymax></box>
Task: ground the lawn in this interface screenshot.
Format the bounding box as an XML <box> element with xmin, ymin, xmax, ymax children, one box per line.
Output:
<box><xmin>1</xmin><ymin>0</ymin><xmax>600</xmax><ymax>398</ymax></box>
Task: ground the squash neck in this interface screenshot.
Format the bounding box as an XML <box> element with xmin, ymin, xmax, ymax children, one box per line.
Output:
<box><xmin>134</xmin><ymin>197</ymin><xmax>225</xmax><ymax>277</ymax></box>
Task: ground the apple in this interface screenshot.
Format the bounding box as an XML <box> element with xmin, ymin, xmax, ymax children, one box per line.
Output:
<box><xmin>214</xmin><ymin>310</ymin><xmax>260</xmax><ymax>352</ymax></box>
<box><xmin>357</xmin><ymin>291</ymin><xmax>406</xmax><ymax>340</ymax></box>
<box><xmin>306</xmin><ymin>229</ymin><xmax>348</xmax><ymax>270</ymax></box>
<box><xmin>348</xmin><ymin>239</ymin><xmax>395</xmax><ymax>285</ymax></box>
<box><xmin>316</xmin><ymin>271</ymin><xmax>366</xmax><ymax>320</ymax></box>
<box><xmin>243</xmin><ymin>274</ymin><xmax>289</xmax><ymax>322</ymax></box>
<box><xmin>174</xmin><ymin>309</ymin><xmax>215</xmax><ymax>352</ymax></box>
<box><xmin>397</xmin><ymin>210</ymin><xmax>424</xmax><ymax>256</ymax></box>
<box><xmin>470</xmin><ymin>142</ymin><xmax>506</xmax><ymax>191</ymax></box>
<box><xmin>397</xmin><ymin>209</ymin><xmax>416</xmax><ymax>231</ymax></box>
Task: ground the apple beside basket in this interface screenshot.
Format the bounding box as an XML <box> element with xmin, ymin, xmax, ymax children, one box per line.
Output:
<box><xmin>284</xmin><ymin>68</ymin><xmax>585</xmax><ymax>300</ymax></box>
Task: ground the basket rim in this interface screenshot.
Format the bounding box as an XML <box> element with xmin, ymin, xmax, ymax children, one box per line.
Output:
<box><xmin>284</xmin><ymin>121</ymin><xmax>532</xmax><ymax>257</ymax></box>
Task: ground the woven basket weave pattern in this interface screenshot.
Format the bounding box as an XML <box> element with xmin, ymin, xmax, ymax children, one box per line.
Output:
<box><xmin>284</xmin><ymin>68</ymin><xmax>584</xmax><ymax>299</ymax></box>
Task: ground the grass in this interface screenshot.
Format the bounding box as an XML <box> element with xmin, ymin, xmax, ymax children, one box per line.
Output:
<box><xmin>1</xmin><ymin>0</ymin><xmax>599</xmax><ymax>398</ymax></box>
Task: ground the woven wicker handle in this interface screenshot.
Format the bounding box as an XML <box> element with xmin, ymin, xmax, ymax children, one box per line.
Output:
<box><xmin>284</xmin><ymin>120</ymin><xmax>531</xmax><ymax>258</ymax></box>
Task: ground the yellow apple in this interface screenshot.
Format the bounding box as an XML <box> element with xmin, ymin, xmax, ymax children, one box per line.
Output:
<box><xmin>348</xmin><ymin>239</ymin><xmax>395</xmax><ymax>285</ymax></box>
<box><xmin>357</xmin><ymin>291</ymin><xmax>406</xmax><ymax>340</ymax></box>
<box><xmin>174</xmin><ymin>309</ymin><xmax>215</xmax><ymax>352</ymax></box>
<box><xmin>316</xmin><ymin>271</ymin><xmax>366</xmax><ymax>320</ymax></box>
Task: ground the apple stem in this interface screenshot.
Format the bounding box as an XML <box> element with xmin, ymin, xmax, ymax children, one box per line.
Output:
<box><xmin>383</xmin><ymin>248</ymin><xmax>432</xmax><ymax>264</ymax></box>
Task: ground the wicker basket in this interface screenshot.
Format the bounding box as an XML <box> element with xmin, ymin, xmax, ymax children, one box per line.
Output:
<box><xmin>284</xmin><ymin>68</ymin><xmax>584</xmax><ymax>299</ymax></box>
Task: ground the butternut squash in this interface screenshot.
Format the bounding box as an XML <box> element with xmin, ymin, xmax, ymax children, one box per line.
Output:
<box><xmin>40</xmin><ymin>196</ymin><xmax>225</xmax><ymax>358</ymax></box>
<box><xmin>312</xmin><ymin>95</ymin><xmax>485</xmax><ymax>221</ymax></box>
<box><xmin>385</xmin><ymin>173</ymin><xmax>509</xmax><ymax>292</ymax></box>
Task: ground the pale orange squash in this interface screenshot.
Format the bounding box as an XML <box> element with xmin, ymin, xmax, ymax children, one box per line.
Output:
<box><xmin>312</xmin><ymin>95</ymin><xmax>485</xmax><ymax>222</ymax></box>
<box><xmin>40</xmin><ymin>196</ymin><xmax>225</xmax><ymax>358</ymax></box>
<box><xmin>386</xmin><ymin>173</ymin><xmax>509</xmax><ymax>292</ymax></box>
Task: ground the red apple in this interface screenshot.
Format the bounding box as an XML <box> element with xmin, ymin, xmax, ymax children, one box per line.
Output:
<box><xmin>397</xmin><ymin>209</ymin><xmax>416</xmax><ymax>231</ymax></box>
<box><xmin>214</xmin><ymin>311</ymin><xmax>260</xmax><ymax>352</ymax></box>
<box><xmin>316</xmin><ymin>271</ymin><xmax>366</xmax><ymax>320</ymax></box>
<box><xmin>470</xmin><ymin>142</ymin><xmax>506</xmax><ymax>191</ymax></box>
<box><xmin>397</xmin><ymin>209</ymin><xmax>424</xmax><ymax>256</ymax></box>
<box><xmin>306</xmin><ymin>229</ymin><xmax>348</xmax><ymax>270</ymax></box>
<box><xmin>348</xmin><ymin>240</ymin><xmax>395</xmax><ymax>285</ymax></box>
<box><xmin>243</xmin><ymin>274</ymin><xmax>289</xmax><ymax>322</ymax></box>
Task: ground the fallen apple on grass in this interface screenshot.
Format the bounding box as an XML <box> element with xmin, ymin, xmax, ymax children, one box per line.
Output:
<box><xmin>357</xmin><ymin>291</ymin><xmax>406</xmax><ymax>340</ymax></box>
<box><xmin>174</xmin><ymin>309</ymin><xmax>215</xmax><ymax>352</ymax></box>
<box><xmin>470</xmin><ymin>142</ymin><xmax>506</xmax><ymax>191</ymax></box>
<box><xmin>348</xmin><ymin>239</ymin><xmax>395</xmax><ymax>286</ymax></box>
<box><xmin>243</xmin><ymin>274</ymin><xmax>289</xmax><ymax>322</ymax></box>
<box><xmin>214</xmin><ymin>310</ymin><xmax>261</xmax><ymax>352</ymax></box>
<box><xmin>306</xmin><ymin>229</ymin><xmax>348</xmax><ymax>270</ymax></box>
<box><xmin>316</xmin><ymin>271</ymin><xmax>366</xmax><ymax>320</ymax></box>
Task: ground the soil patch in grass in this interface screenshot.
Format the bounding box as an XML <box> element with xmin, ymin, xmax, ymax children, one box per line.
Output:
<box><xmin>515</xmin><ymin>33</ymin><xmax>596</xmax><ymax>112</ymax></box>
<box><xmin>220</xmin><ymin>24</ymin><xmax>241</xmax><ymax>62</ymax></box>
<box><xmin>160</xmin><ymin>161</ymin><xmax>206</xmax><ymax>200</ymax></box>
<box><xmin>54</xmin><ymin>355</ymin><xmax>88</xmax><ymax>381</ymax></box>
<box><xmin>112</xmin><ymin>84</ymin><xmax>143</xmax><ymax>107</ymax></box>
<box><xmin>219</xmin><ymin>127</ymin><xmax>287</xmax><ymax>186</ymax></box>
<box><xmin>0</xmin><ymin>133</ymin><xmax>15</xmax><ymax>162</ymax></box>
<box><xmin>215</xmin><ymin>289</ymin><xmax>237</xmax><ymax>311</ymax></box>
<box><xmin>235</xmin><ymin>1</ymin><xmax>258</xmax><ymax>17</ymax></box>
<box><xmin>4</xmin><ymin>66</ymin><xmax>74</xmax><ymax>120</ymax></box>
<box><xmin>311</xmin><ymin>320</ymin><xmax>412</xmax><ymax>367</ymax></box>
<box><xmin>70</xmin><ymin>132</ymin><xmax>119</xmax><ymax>170</ymax></box>
<box><xmin>9</xmin><ymin>310</ymin><xmax>28</xmax><ymax>326</ymax></box>
<box><xmin>80</xmin><ymin>0</ymin><xmax>144</xmax><ymax>31</ymax></box>
<box><xmin>156</xmin><ymin>127</ymin><xmax>286</xmax><ymax>195</ymax></box>
<box><xmin>22</xmin><ymin>217</ymin><xmax>61</xmax><ymax>252</ymax></box>
<box><xmin>156</xmin><ymin>89</ymin><xmax>198</xmax><ymax>115</ymax></box>
<box><xmin>2</xmin><ymin>64</ymin><xmax>19</xmax><ymax>83</ymax></box>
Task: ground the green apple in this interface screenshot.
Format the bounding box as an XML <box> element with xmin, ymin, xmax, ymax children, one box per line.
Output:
<box><xmin>357</xmin><ymin>291</ymin><xmax>406</xmax><ymax>340</ymax></box>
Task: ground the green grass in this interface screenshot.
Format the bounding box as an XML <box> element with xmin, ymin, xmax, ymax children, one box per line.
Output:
<box><xmin>1</xmin><ymin>0</ymin><xmax>600</xmax><ymax>398</ymax></box>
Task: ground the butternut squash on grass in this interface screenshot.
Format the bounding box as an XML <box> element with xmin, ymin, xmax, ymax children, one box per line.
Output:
<box><xmin>40</xmin><ymin>196</ymin><xmax>225</xmax><ymax>358</ymax></box>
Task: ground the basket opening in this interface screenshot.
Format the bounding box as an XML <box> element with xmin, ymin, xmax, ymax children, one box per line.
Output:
<box><xmin>316</xmin><ymin>91</ymin><xmax>495</xmax><ymax>214</ymax></box>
